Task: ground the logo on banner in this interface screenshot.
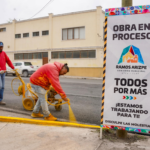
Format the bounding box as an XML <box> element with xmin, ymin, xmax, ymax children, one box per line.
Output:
<box><xmin>118</xmin><ymin>45</ymin><xmax>144</xmax><ymax>64</ymax></box>
<box><xmin>116</xmin><ymin>45</ymin><xmax>147</xmax><ymax>74</ymax></box>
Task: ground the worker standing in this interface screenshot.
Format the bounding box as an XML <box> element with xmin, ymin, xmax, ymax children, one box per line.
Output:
<box><xmin>0</xmin><ymin>42</ymin><xmax>15</xmax><ymax>105</ymax></box>
<box><xmin>30</xmin><ymin>62</ymin><xmax>69</xmax><ymax>121</ymax></box>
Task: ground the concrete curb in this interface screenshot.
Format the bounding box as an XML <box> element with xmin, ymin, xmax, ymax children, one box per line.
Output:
<box><xmin>61</xmin><ymin>76</ymin><xmax>102</xmax><ymax>80</ymax></box>
<box><xmin>0</xmin><ymin>116</ymin><xmax>100</xmax><ymax>129</ymax></box>
<box><xmin>6</xmin><ymin>75</ymin><xmax>102</xmax><ymax>80</ymax></box>
<box><xmin>0</xmin><ymin>107</ymin><xmax>30</xmax><ymax>116</ymax></box>
<box><xmin>0</xmin><ymin>107</ymin><xmax>99</xmax><ymax>126</ymax></box>
<box><xmin>66</xmin><ymin>93</ymin><xmax>101</xmax><ymax>98</ymax></box>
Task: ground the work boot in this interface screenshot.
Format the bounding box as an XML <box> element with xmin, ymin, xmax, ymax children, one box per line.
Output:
<box><xmin>44</xmin><ymin>113</ymin><xmax>57</xmax><ymax>121</ymax></box>
<box><xmin>0</xmin><ymin>101</ymin><xmax>6</xmax><ymax>105</ymax></box>
<box><xmin>31</xmin><ymin>112</ymin><xmax>44</xmax><ymax>118</ymax></box>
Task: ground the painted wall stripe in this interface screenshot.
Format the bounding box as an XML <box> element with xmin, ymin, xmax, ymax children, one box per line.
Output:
<box><xmin>101</xmin><ymin>16</ymin><xmax>107</xmax><ymax>125</ymax></box>
<box><xmin>103</xmin><ymin>74</ymin><xmax>105</xmax><ymax>78</ymax></box>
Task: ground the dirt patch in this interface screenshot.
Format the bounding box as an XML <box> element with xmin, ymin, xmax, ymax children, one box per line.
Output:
<box><xmin>96</xmin><ymin>128</ymin><xmax>147</xmax><ymax>143</ymax></box>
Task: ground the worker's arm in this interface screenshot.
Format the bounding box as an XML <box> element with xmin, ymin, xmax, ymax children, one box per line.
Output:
<box><xmin>62</xmin><ymin>97</ymin><xmax>69</xmax><ymax>101</ymax></box>
<box><xmin>47</xmin><ymin>73</ymin><xmax>67</xmax><ymax>100</ymax></box>
<box><xmin>5</xmin><ymin>52</ymin><xmax>14</xmax><ymax>69</ymax></box>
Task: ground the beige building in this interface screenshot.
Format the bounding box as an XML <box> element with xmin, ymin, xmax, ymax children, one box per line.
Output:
<box><xmin>0</xmin><ymin>6</ymin><xmax>104</xmax><ymax>77</ymax></box>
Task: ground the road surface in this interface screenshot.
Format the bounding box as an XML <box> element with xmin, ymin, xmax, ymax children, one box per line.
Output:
<box><xmin>1</xmin><ymin>75</ymin><xmax>102</xmax><ymax>125</ymax></box>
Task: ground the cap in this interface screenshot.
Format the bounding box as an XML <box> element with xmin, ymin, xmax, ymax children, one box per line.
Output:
<box><xmin>0</xmin><ymin>42</ymin><xmax>3</xmax><ymax>46</ymax></box>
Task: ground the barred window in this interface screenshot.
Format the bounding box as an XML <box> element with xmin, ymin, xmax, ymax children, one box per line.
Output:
<box><xmin>23</xmin><ymin>33</ymin><xmax>29</xmax><ymax>38</ymax></box>
<box><xmin>51</xmin><ymin>50</ymin><xmax>95</xmax><ymax>59</ymax></box>
<box><xmin>66</xmin><ymin>51</ymin><xmax>72</xmax><ymax>58</ymax></box>
<box><xmin>52</xmin><ymin>52</ymin><xmax>58</xmax><ymax>59</ymax></box>
<box><xmin>15</xmin><ymin>34</ymin><xmax>21</xmax><ymax>38</ymax></box>
<box><xmin>24</xmin><ymin>53</ymin><xmax>28</xmax><ymax>59</ymax></box>
<box><xmin>42</xmin><ymin>30</ymin><xmax>49</xmax><ymax>35</ymax></box>
<box><xmin>81</xmin><ymin>51</ymin><xmax>88</xmax><ymax>58</ymax></box>
<box><xmin>33</xmin><ymin>53</ymin><xmax>38</xmax><ymax>59</ymax></box>
<box><xmin>14</xmin><ymin>52</ymin><xmax>48</xmax><ymax>60</ymax></box>
<box><xmin>28</xmin><ymin>53</ymin><xmax>33</xmax><ymax>59</ymax></box>
<box><xmin>0</xmin><ymin>28</ymin><xmax>6</xmax><ymax>32</ymax></box>
<box><xmin>43</xmin><ymin>52</ymin><xmax>48</xmax><ymax>57</ymax></box>
<box><xmin>73</xmin><ymin>51</ymin><xmax>80</xmax><ymax>58</ymax></box>
<box><xmin>33</xmin><ymin>32</ymin><xmax>39</xmax><ymax>37</ymax></box>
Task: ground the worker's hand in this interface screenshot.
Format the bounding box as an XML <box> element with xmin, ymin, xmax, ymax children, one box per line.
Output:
<box><xmin>63</xmin><ymin>97</ymin><xmax>69</xmax><ymax>102</ymax></box>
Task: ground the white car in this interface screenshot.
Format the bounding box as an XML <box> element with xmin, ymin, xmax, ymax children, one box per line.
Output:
<box><xmin>6</xmin><ymin>62</ymin><xmax>39</xmax><ymax>77</ymax></box>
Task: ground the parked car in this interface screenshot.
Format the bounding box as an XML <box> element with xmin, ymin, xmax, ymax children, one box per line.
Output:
<box><xmin>6</xmin><ymin>62</ymin><xmax>39</xmax><ymax>77</ymax></box>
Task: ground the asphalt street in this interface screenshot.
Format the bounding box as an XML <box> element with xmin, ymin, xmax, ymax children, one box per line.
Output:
<box><xmin>1</xmin><ymin>75</ymin><xmax>102</xmax><ymax>125</ymax></box>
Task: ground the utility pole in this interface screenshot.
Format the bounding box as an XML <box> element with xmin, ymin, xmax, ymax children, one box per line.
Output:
<box><xmin>122</xmin><ymin>0</ymin><xmax>133</xmax><ymax>7</ymax></box>
<box><xmin>116</xmin><ymin>0</ymin><xmax>133</xmax><ymax>139</ymax></box>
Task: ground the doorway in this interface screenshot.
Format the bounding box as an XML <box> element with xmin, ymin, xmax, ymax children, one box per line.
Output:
<box><xmin>42</xmin><ymin>57</ymin><xmax>48</xmax><ymax>65</ymax></box>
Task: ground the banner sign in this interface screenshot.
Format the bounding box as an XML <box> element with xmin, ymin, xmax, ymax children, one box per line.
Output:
<box><xmin>102</xmin><ymin>5</ymin><xmax>150</xmax><ymax>131</ymax></box>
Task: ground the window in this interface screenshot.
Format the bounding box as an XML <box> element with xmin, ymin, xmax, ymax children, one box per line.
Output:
<box><xmin>81</xmin><ymin>51</ymin><xmax>88</xmax><ymax>58</ymax></box>
<box><xmin>43</xmin><ymin>52</ymin><xmax>48</xmax><ymax>57</ymax></box>
<box><xmin>14</xmin><ymin>54</ymin><xmax>23</xmax><ymax>59</ymax></box>
<box><xmin>59</xmin><ymin>52</ymin><xmax>65</xmax><ymax>58</ymax></box>
<box><xmin>23</xmin><ymin>33</ymin><xmax>29</xmax><ymax>38</ymax></box>
<box><xmin>24</xmin><ymin>53</ymin><xmax>28</xmax><ymax>59</ymax></box>
<box><xmin>42</xmin><ymin>30</ymin><xmax>49</xmax><ymax>35</ymax></box>
<box><xmin>79</xmin><ymin>27</ymin><xmax>85</xmax><ymax>39</ymax></box>
<box><xmin>74</xmin><ymin>28</ymin><xmax>79</xmax><ymax>39</ymax></box>
<box><xmin>38</xmin><ymin>53</ymin><xmax>42</xmax><ymax>59</ymax></box>
<box><xmin>0</xmin><ymin>28</ymin><xmax>6</xmax><ymax>32</ymax></box>
<box><xmin>51</xmin><ymin>50</ymin><xmax>96</xmax><ymax>59</ymax></box>
<box><xmin>14</xmin><ymin>52</ymin><xmax>48</xmax><ymax>60</ymax></box>
<box><xmin>15</xmin><ymin>34</ymin><xmax>21</xmax><ymax>38</ymax></box>
<box><xmin>33</xmin><ymin>53</ymin><xmax>38</xmax><ymax>59</ymax></box>
<box><xmin>33</xmin><ymin>32</ymin><xmax>39</xmax><ymax>37</ymax></box>
<box><xmin>24</xmin><ymin>62</ymin><xmax>32</xmax><ymax>66</ymax></box>
<box><xmin>19</xmin><ymin>54</ymin><xmax>23</xmax><ymax>59</ymax></box>
<box><xmin>16</xmin><ymin>63</ymin><xmax>22</xmax><ymax>66</ymax></box>
<box><xmin>13</xmin><ymin>63</ymin><xmax>17</xmax><ymax>66</ymax></box>
<box><xmin>28</xmin><ymin>53</ymin><xmax>33</xmax><ymax>59</ymax></box>
<box><xmin>66</xmin><ymin>51</ymin><xmax>72</xmax><ymax>58</ymax></box>
<box><xmin>89</xmin><ymin>50</ymin><xmax>96</xmax><ymax>58</ymax></box>
<box><xmin>68</xmin><ymin>29</ymin><xmax>73</xmax><ymax>40</ymax></box>
<box><xmin>73</xmin><ymin>51</ymin><xmax>80</xmax><ymax>58</ymax></box>
<box><xmin>14</xmin><ymin>54</ymin><xmax>19</xmax><ymax>60</ymax></box>
<box><xmin>52</xmin><ymin>52</ymin><xmax>58</xmax><ymax>59</ymax></box>
<box><xmin>62</xmin><ymin>29</ymin><xmax>67</xmax><ymax>40</ymax></box>
<box><xmin>62</xmin><ymin>27</ymin><xmax>85</xmax><ymax>40</ymax></box>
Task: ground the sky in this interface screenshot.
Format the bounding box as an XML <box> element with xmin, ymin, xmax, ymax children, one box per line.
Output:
<box><xmin>0</xmin><ymin>0</ymin><xmax>150</xmax><ymax>24</ymax></box>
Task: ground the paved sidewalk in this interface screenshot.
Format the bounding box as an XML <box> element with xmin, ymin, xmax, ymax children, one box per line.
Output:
<box><xmin>0</xmin><ymin>110</ymin><xmax>101</xmax><ymax>150</ymax></box>
<box><xmin>1</xmin><ymin>110</ymin><xmax>150</xmax><ymax>150</ymax></box>
<box><xmin>0</xmin><ymin>122</ymin><xmax>101</xmax><ymax>150</ymax></box>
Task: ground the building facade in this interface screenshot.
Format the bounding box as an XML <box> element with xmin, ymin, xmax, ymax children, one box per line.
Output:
<box><xmin>0</xmin><ymin>6</ymin><xmax>104</xmax><ymax>77</ymax></box>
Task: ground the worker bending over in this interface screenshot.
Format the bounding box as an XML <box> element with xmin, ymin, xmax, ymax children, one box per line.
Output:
<box><xmin>30</xmin><ymin>62</ymin><xmax>69</xmax><ymax>121</ymax></box>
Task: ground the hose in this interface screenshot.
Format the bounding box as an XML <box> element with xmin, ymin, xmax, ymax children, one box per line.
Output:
<box><xmin>26</xmin><ymin>83</ymin><xmax>38</xmax><ymax>99</ymax></box>
<box><xmin>11</xmin><ymin>69</ymin><xmax>70</xmax><ymax>108</ymax></box>
<box><xmin>11</xmin><ymin>77</ymin><xmax>21</xmax><ymax>96</ymax></box>
<box><xmin>45</xmin><ymin>89</ymin><xmax>70</xmax><ymax>106</ymax></box>
<box><xmin>11</xmin><ymin>69</ymin><xmax>26</xmax><ymax>98</ymax></box>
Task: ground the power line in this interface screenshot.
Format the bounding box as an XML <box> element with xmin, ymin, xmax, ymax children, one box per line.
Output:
<box><xmin>30</xmin><ymin>0</ymin><xmax>54</xmax><ymax>19</ymax></box>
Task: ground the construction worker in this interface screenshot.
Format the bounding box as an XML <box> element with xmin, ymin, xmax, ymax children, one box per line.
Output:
<box><xmin>30</xmin><ymin>62</ymin><xmax>69</xmax><ymax>121</ymax></box>
<box><xmin>0</xmin><ymin>42</ymin><xmax>15</xmax><ymax>105</ymax></box>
